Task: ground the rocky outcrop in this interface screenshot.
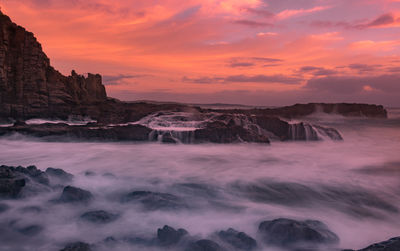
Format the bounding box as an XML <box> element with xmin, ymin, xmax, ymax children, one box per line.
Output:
<box><xmin>58</xmin><ymin>185</ymin><xmax>93</xmax><ymax>204</ymax></box>
<box><xmin>0</xmin><ymin>11</ymin><xmax>107</xmax><ymax>121</ymax></box>
<box><xmin>258</xmin><ymin>218</ymin><xmax>339</xmax><ymax>248</ymax></box>
<box><xmin>357</xmin><ymin>237</ymin><xmax>400</xmax><ymax>251</ymax></box>
<box><xmin>212</xmin><ymin>103</ymin><xmax>388</xmax><ymax>119</ymax></box>
<box><xmin>217</xmin><ymin>228</ymin><xmax>257</xmax><ymax>250</ymax></box>
<box><xmin>80</xmin><ymin>210</ymin><xmax>119</xmax><ymax>224</ymax></box>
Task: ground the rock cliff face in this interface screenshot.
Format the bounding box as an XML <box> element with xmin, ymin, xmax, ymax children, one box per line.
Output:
<box><xmin>0</xmin><ymin>12</ymin><xmax>106</xmax><ymax>121</ymax></box>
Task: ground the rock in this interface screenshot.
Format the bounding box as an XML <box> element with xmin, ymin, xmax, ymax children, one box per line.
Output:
<box><xmin>121</xmin><ymin>190</ymin><xmax>187</xmax><ymax>210</ymax></box>
<box><xmin>212</xmin><ymin>103</ymin><xmax>387</xmax><ymax>119</ymax></box>
<box><xmin>58</xmin><ymin>186</ymin><xmax>93</xmax><ymax>204</ymax></box>
<box><xmin>258</xmin><ymin>218</ymin><xmax>339</xmax><ymax>247</ymax></box>
<box><xmin>185</xmin><ymin>239</ymin><xmax>224</xmax><ymax>251</ymax></box>
<box><xmin>358</xmin><ymin>237</ymin><xmax>400</xmax><ymax>251</ymax></box>
<box><xmin>80</xmin><ymin>210</ymin><xmax>118</xmax><ymax>224</ymax></box>
<box><xmin>17</xmin><ymin>224</ymin><xmax>43</xmax><ymax>236</ymax></box>
<box><xmin>60</xmin><ymin>242</ymin><xmax>92</xmax><ymax>251</ymax></box>
<box><xmin>0</xmin><ymin>165</ymin><xmax>26</xmax><ymax>198</ymax></box>
<box><xmin>218</xmin><ymin>228</ymin><xmax>257</xmax><ymax>250</ymax></box>
<box><xmin>161</xmin><ymin>133</ymin><xmax>178</xmax><ymax>144</ymax></box>
<box><xmin>194</xmin><ymin>121</ymin><xmax>270</xmax><ymax>144</ymax></box>
<box><xmin>46</xmin><ymin>167</ymin><xmax>73</xmax><ymax>182</ymax></box>
<box><xmin>0</xmin><ymin>203</ymin><xmax>9</xmax><ymax>213</ymax></box>
<box><xmin>157</xmin><ymin>225</ymin><xmax>188</xmax><ymax>246</ymax></box>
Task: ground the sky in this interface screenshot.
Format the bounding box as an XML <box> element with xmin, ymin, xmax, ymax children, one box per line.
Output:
<box><xmin>1</xmin><ymin>0</ymin><xmax>400</xmax><ymax>106</ymax></box>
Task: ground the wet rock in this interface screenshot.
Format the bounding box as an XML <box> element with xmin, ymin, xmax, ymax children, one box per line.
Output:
<box><xmin>161</xmin><ymin>133</ymin><xmax>178</xmax><ymax>144</ymax></box>
<box><xmin>157</xmin><ymin>225</ymin><xmax>188</xmax><ymax>246</ymax></box>
<box><xmin>218</xmin><ymin>228</ymin><xmax>257</xmax><ymax>250</ymax></box>
<box><xmin>194</xmin><ymin>121</ymin><xmax>270</xmax><ymax>144</ymax></box>
<box><xmin>0</xmin><ymin>165</ymin><xmax>26</xmax><ymax>198</ymax></box>
<box><xmin>15</xmin><ymin>165</ymin><xmax>49</xmax><ymax>185</ymax></box>
<box><xmin>46</xmin><ymin>167</ymin><xmax>73</xmax><ymax>182</ymax></box>
<box><xmin>258</xmin><ymin>218</ymin><xmax>339</xmax><ymax>247</ymax></box>
<box><xmin>60</xmin><ymin>242</ymin><xmax>92</xmax><ymax>251</ymax></box>
<box><xmin>84</xmin><ymin>171</ymin><xmax>96</xmax><ymax>177</ymax></box>
<box><xmin>80</xmin><ymin>210</ymin><xmax>118</xmax><ymax>224</ymax></box>
<box><xmin>185</xmin><ymin>239</ymin><xmax>224</xmax><ymax>251</ymax></box>
<box><xmin>58</xmin><ymin>186</ymin><xmax>93</xmax><ymax>204</ymax></box>
<box><xmin>0</xmin><ymin>203</ymin><xmax>9</xmax><ymax>213</ymax></box>
<box><xmin>358</xmin><ymin>236</ymin><xmax>400</xmax><ymax>251</ymax></box>
<box><xmin>17</xmin><ymin>224</ymin><xmax>43</xmax><ymax>236</ymax></box>
<box><xmin>121</xmin><ymin>191</ymin><xmax>187</xmax><ymax>210</ymax></box>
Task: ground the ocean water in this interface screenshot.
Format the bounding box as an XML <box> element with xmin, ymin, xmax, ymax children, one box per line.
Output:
<box><xmin>0</xmin><ymin>109</ymin><xmax>399</xmax><ymax>250</ymax></box>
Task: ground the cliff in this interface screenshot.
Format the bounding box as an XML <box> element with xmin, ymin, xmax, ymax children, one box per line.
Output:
<box><xmin>0</xmin><ymin>11</ymin><xmax>106</xmax><ymax>121</ymax></box>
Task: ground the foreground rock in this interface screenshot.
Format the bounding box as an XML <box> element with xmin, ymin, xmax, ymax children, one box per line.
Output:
<box><xmin>357</xmin><ymin>237</ymin><xmax>400</xmax><ymax>251</ymax></box>
<box><xmin>80</xmin><ymin>210</ymin><xmax>119</xmax><ymax>224</ymax></box>
<box><xmin>218</xmin><ymin>228</ymin><xmax>257</xmax><ymax>250</ymax></box>
<box><xmin>121</xmin><ymin>190</ymin><xmax>187</xmax><ymax>211</ymax></box>
<box><xmin>60</xmin><ymin>242</ymin><xmax>92</xmax><ymax>251</ymax></box>
<box><xmin>58</xmin><ymin>186</ymin><xmax>93</xmax><ymax>204</ymax></box>
<box><xmin>258</xmin><ymin>218</ymin><xmax>339</xmax><ymax>248</ymax></box>
<box><xmin>0</xmin><ymin>165</ymin><xmax>52</xmax><ymax>198</ymax></box>
<box><xmin>157</xmin><ymin>225</ymin><xmax>188</xmax><ymax>246</ymax></box>
<box><xmin>186</xmin><ymin>239</ymin><xmax>224</xmax><ymax>251</ymax></box>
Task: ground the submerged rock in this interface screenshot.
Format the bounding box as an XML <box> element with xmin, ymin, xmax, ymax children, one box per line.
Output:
<box><xmin>258</xmin><ymin>218</ymin><xmax>339</xmax><ymax>247</ymax></box>
<box><xmin>46</xmin><ymin>167</ymin><xmax>73</xmax><ymax>182</ymax></box>
<box><xmin>60</xmin><ymin>242</ymin><xmax>92</xmax><ymax>251</ymax></box>
<box><xmin>358</xmin><ymin>237</ymin><xmax>400</xmax><ymax>251</ymax></box>
<box><xmin>157</xmin><ymin>225</ymin><xmax>188</xmax><ymax>246</ymax></box>
<box><xmin>17</xmin><ymin>224</ymin><xmax>43</xmax><ymax>236</ymax></box>
<box><xmin>121</xmin><ymin>190</ymin><xmax>187</xmax><ymax>210</ymax></box>
<box><xmin>218</xmin><ymin>228</ymin><xmax>257</xmax><ymax>250</ymax></box>
<box><xmin>0</xmin><ymin>203</ymin><xmax>9</xmax><ymax>213</ymax></box>
<box><xmin>58</xmin><ymin>186</ymin><xmax>93</xmax><ymax>204</ymax></box>
<box><xmin>80</xmin><ymin>210</ymin><xmax>118</xmax><ymax>224</ymax></box>
<box><xmin>185</xmin><ymin>239</ymin><xmax>224</xmax><ymax>251</ymax></box>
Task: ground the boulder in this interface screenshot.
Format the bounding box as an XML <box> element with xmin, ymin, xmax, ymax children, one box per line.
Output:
<box><xmin>185</xmin><ymin>239</ymin><xmax>224</xmax><ymax>251</ymax></box>
<box><xmin>218</xmin><ymin>228</ymin><xmax>257</xmax><ymax>250</ymax></box>
<box><xmin>0</xmin><ymin>165</ymin><xmax>26</xmax><ymax>198</ymax></box>
<box><xmin>258</xmin><ymin>218</ymin><xmax>339</xmax><ymax>247</ymax></box>
<box><xmin>58</xmin><ymin>186</ymin><xmax>93</xmax><ymax>204</ymax></box>
<box><xmin>358</xmin><ymin>237</ymin><xmax>400</xmax><ymax>251</ymax></box>
<box><xmin>121</xmin><ymin>190</ymin><xmax>187</xmax><ymax>210</ymax></box>
<box><xmin>157</xmin><ymin>225</ymin><xmax>188</xmax><ymax>246</ymax></box>
<box><xmin>46</xmin><ymin>167</ymin><xmax>73</xmax><ymax>182</ymax></box>
<box><xmin>80</xmin><ymin>210</ymin><xmax>118</xmax><ymax>224</ymax></box>
<box><xmin>60</xmin><ymin>242</ymin><xmax>92</xmax><ymax>251</ymax></box>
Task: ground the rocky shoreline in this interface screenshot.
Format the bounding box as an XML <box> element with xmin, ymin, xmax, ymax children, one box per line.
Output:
<box><xmin>0</xmin><ymin>164</ymin><xmax>398</xmax><ymax>251</ymax></box>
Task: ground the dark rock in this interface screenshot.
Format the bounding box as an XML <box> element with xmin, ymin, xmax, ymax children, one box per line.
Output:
<box><xmin>194</xmin><ymin>121</ymin><xmax>270</xmax><ymax>144</ymax></box>
<box><xmin>46</xmin><ymin>167</ymin><xmax>73</xmax><ymax>182</ymax></box>
<box><xmin>258</xmin><ymin>218</ymin><xmax>339</xmax><ymax>247</ymax></box>
<box><xmin>121</xmin><ymin>190</ymin><xmax>187</xmax><ymax>210</ymax></box>
<box><xmin>0</xmin><ymin>203</ymin><xmax>9</xmax><ymax>213</ymax></box>
<box><xmin>84</xmin><ymin>171</ymin><xmax>96</xmax><ymax>177</ymax></box>
<box><xmin>60</xmin><ymin>242</ymin><xmax>92</xmax><ymax>251</ymax></box>
<box><xmin>58</xmin><ymin>186</ymin><xmax>93</xmax><ymax>204</ymax></box>
<box><xmin>218</xmin><ymin>228</ymin><xmax>257</xmax><ymax>250</ymax></box>
<box><xmin>17</xmin><ymin>224</ymin><xmax>43</xmax><ymax>236</ymax></box>
<box><xmin>157</xmin><ymin>225</ymin><xmax>188</xmax><ymax>246</ymax></box>
<box><xmin>0</xmin><ymin>165</ymin><xmax>26</xmax><ymax>198</ymax></box>
<box><xmin>161</xmin><ymin>133</ymin><xmax>178</xmax><ymax>144</ymax></box>
<box><xmin>186</xmin><ymin>239</ymin><xmax>224</xmax><ymax>251</ymax></box>
<box><xmin>80</xmin><ymin>210</ymin><xmax>118</xmax><ymax>224</ymax></box>
<box><xmin>358</xmin><ymin>237</ymin><xmax>400</xmax><ymax>251</ymax></box>
<box><xmin>212</xmin><ymin>103</ymin><xmax>387</xmax><ymax>119</ymax></box>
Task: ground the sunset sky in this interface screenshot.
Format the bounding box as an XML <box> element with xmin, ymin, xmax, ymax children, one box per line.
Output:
<box><xmin>2</xmin><ymin>0</ymin><xmax>400</xmax><ymax>106</ymax></box>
